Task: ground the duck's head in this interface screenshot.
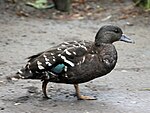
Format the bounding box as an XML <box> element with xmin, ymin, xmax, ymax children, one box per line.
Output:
<box><xmin>95</xmin><ymin>25</ymin><xmax>134</xmax><ymax>46</ymax></box>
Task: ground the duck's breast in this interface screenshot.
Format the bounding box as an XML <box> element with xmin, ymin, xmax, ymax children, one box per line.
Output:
<box><xmin>64</xmin><ymin>44</ymin><xmax>117</xmax><ymax>84</ymax></box>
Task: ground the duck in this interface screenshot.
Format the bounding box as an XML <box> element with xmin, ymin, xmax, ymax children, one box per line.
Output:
<box><xmin>16</xmin><ymin>25</ymin><xmax>134</xmax><ymax>100</ymax></box>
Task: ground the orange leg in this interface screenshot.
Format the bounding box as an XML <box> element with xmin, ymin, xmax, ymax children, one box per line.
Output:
<box><xmin>74</xmin><ymin>84</ymin><xmax>96</xmax><ymax>100</ymax></box>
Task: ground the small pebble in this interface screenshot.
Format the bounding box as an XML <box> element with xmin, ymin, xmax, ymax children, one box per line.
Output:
<box><xmin>11</xmin><ymin>77</ymin><xmax>19</xmax><ymax>81</ymax></box>
<box><xmin>121</xmin><ymin>70</ymin><xmax>127</xmax><ymax>73</ymax></box>
<box><xmin>0</xmin><ymin>81</ymin><xmax>4</xmax><ymax>83</ymax></box>
<box><xmin>126</xmin><ymin>22</ymin><xmax>134</xmax><ymax>26</ymax></box>
<box><xmin>101</xmin><ymin>15</ymin><xmax>112</xmax><ymax>21</ymax></box>
<box><xmin>70</xmin><ymin>103</ymin><xmax>74</xmax><ymax>106</ymax></box>
<box><xmin>42</xmin><ymin>108</ymin><xmax>48</xmax><ymax>111</ymax></box>
<box><xmin>85</xmin><ymin>112</ymin><xmax>89</xmax><ymax>113</ymax></box>
<box><xmin>1</xmin><ymin>107</ymin><xmax>4</xmax><ymax>110</ymax></box>
<box><xmin>14</xmin><ymin>103</ymin><xmax>21</xmax><ymax>106</ymax></box>
<box><xmin>130</xmin><ymin>101</ymin><xmax>137</xmax><ymax>104</ymax></box>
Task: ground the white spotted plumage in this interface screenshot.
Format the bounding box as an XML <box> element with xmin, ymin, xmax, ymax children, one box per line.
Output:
<box><xmin>18</xmin><ymin>69</ymin><xmax>23</xmax><ymax>74</ymax></box>
<box><xmin>103</xmin><ymin>59</ymin><xmax>110</xmax><ymax>65</ymax></box>
<box><xmin>63</xmin><ymin>42</ymin><xmax>69</xmax><ymax>45</ymax></box>
<box><xmin>75</xmin><ymin>42</ymin><xmax>87</xmax><ymax>51</ymax></box>
<box><xmin>57</xmin><ymin>48</ymin><xmax>62</xmax><ymax>51</ymax></box>
<box><xmin>37</xmin><ymin>61</ymin><xmax>42</xmax><ymax>65</ymax></box>
<box><xmin>50</xmin><ymin>53</ymin><xmax>54</xmax><ymax>55</ymax></box>
<box><xmin>29</xmin><ymin>70</ymin><xmax>32</xmax><ymax>73</ymax></box>
<box><xmin>77</xmin><ymin>62</ymin><xmax>80</xmax><ymax>65</ymax></box>
<box><xmin>45</xmin><ymin>61</ymin><xmax>52</xmax><ymax>66</ymax></box>
<box><xmin>45</xmin><ymin>57</ymin><xmax>50</xmax><ymax>62</ymax></box>
<box><xmin>91</xmin><ymin>55</ymin><xmax>95</xmax><ymax>57</ymax></box>
<box><xmin>61</xmin><ymin>44</ymin><xmax>66</xmax><ymax>47</ymax></box>
<box><xmin>73</xmin><ymin>51</ymin><xmax>76</xmax><ymax>55</ymax></box>
<box><xmin>82</xmin><ymin>40</ymin><xmax>86</xmax><ymax>45</ymax></box>
<box><xmin>25</xmin><ymin>40</ymin><xmax>91</xmax><ymax>74</ymax></box>
<box><xmin>82</xmin><ymin>56</ymin><xmax>86</xmax><ymax>63</ymax></box>
<box><xmin>43</xmin><ymin>55</ymin><xmax>50</xmax><ymax>62</ymax></box>
<box><xmin>52</xmin><ymin>56</ymin><xmax>56</xmax><ymax>62</ymax></box>
<box><xmin>64</xmin><ymin>66</ymin><xmax>68</xmax><ymax>72</ymax></box>
<box><xmin>73</xmin><ymin>41</ymin><xmax>77</xmax><ymax>43</ymax></box>
<box><xmin>64</xmin><ymin>49</ymin><xmax>72</xmax><ymax>55</ymax></box>
<box><xmin>38</xmin><ymin>65</ymin><xmax>45</xmax><ymax>70</ymax></box>
<box><xmin>58</xmin><ymin>54</ymin><xmax>61</xmax><ymax>57</ymax></box>
<box><xmin>60</xmin><ymin>55</ymin><xmax>75</xmax><ymax>67</ymax></box>
<box><xmin>43</xmin><ymin>54</ymin><xmax>46</xmax><ymax>58</ymax></box>
<box><xmin>80</xmin><ymin>45</ymin><xmax>87</xmax><ymax>51</ymax></box>
<box><xmin>37</xmin><ymin>61</ymin><xmax>45</xmax><ymax>70</ymax></box>
<box><xmin>43</xmin><ymin>54</ymin><xmax>52</xmax><ymax>66</ymax></box>
<box><xmin>73</xmin><ymin>44</ymin><xmax>77</xmax><ymax>47</ymax></box>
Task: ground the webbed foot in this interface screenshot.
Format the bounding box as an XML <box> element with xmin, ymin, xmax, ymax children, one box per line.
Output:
<box><xmin>77</xmin><ymin>95</ymin><xmax>97</xmax><ymax>100</ymax></box>
<box><xmin>74</xmin><ymin>84</ymin><xmax>97</xmax><ymax>100</ymax></box>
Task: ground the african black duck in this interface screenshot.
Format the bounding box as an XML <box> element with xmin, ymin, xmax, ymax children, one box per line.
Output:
<box><xmin>17</xmin><ymin>25</ymin><xmax>134</xmax><ymax>100</ymax></box>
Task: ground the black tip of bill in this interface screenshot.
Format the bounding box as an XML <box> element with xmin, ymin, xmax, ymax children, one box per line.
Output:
<box><xmin>120</xmin><ymin>34</ymin><xmax>135</xmax><ymax>44</ymax></box>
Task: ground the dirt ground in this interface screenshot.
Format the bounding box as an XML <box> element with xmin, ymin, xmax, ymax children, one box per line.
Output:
<box><xmin>0</xmin><ymin>0</ymin><xmax>150</xmax><ymax>113</ymax></box>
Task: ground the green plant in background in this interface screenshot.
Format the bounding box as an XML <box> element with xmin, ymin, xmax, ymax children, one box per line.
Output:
<box><xmin>26</xmin><ymin>0</ymin><xmax>71</xmax><ymax>12</ymax></box>
<box><xmin>26</xmin><ymin>0</ymin><xmax>54</xmax><ymax>9</ymax></box>
<box><xmin>145</xmin><ymin>0</ymin><xmax>150</xmax><ymax>9</ymax></box>
<box><xmin>133</xmin><ymin>0</ymin><xmax>150</xmax><ymax>9</ymax></box>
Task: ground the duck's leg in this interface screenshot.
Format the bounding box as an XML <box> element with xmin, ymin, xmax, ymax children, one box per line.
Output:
<box><xmin>42</xmin><ymin>80</ymin><xmax>50</xmax><ymax>99</ymax></box>
<box><xmin>74</xmin><ymin>84</ymin><xmax>96</xmax><ymax>100</ymax></box>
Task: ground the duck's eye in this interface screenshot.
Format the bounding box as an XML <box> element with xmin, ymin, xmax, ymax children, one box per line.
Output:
<box><xmin>114</xmin><ymin>29</ymin><xmax>119</xmax><ymax>33</ymax></box>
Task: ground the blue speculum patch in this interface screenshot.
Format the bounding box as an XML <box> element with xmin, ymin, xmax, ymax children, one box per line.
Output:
<box><xmin>51</xmin><ymin>64</ymin><xmax>65</xmax><ymax>74</ymax></box>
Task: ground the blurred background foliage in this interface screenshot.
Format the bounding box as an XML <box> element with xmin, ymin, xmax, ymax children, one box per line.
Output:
<box><xmin>133</xmin><ymin>0</ymin><xmax>150</xmax><ymax>9</ymax></box>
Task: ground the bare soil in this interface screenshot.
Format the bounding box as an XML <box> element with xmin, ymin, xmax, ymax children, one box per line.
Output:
<box><xmin>0</xmin><ymin>0</ymin><xmax>150</xmax><ymax>113</ymax></box>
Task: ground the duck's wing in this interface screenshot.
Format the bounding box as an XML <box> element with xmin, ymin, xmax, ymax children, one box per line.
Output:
<box><xmin>27</xmin><ymin>40</ymin><xmax>92</xmax><ymax>69</ymax></box>
<box><xmin>18</xmin><ymin>41</ymin><xmax>93</xmax><ymax>79</ymax></box>
<box><xmin>27</xmin><ymin>40</ymin><xmax>90</xmax><ymax>63</ymax></box>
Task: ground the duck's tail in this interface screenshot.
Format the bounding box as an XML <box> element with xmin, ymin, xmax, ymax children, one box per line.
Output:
<box><xmin>16</xmin><ymin>67</ymin><xmax>34</xmax><ymax>79</ymax></box>
<box><xmin>6</xmin><ymin>67</ymin><xmax>34</xmax><ymax>81</ymax></box>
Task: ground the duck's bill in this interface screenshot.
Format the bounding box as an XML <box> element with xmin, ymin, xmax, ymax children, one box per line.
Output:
<box><xmin>120</xmin><ymin>34</ymin><xmax>135</xmax><ymax>43</ymax></box>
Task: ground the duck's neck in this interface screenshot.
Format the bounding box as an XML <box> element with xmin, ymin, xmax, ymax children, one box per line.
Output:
<box><xmin>92</xmin><ymin>43</ymin><xmax>109</xmax><ymax>52</ymax></box>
